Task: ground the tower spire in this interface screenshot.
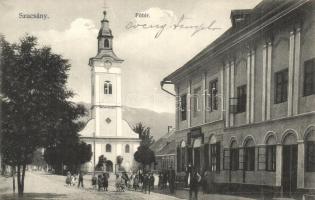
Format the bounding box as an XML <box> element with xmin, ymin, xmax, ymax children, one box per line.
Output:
<box><xmin>91</xmin><ymin>8</ymin><xmax>123</xmax><ymax>63</ymax></box>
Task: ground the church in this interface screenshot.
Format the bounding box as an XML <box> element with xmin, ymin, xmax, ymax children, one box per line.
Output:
<box><xmin>79</xmin><ymin>10</ymin><xmax>140</xmax><ymax>173</ymax></box>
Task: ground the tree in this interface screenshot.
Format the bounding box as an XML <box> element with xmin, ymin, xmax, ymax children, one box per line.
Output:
<box><xmin>0</xmin><ymin>35</ymin><xmax>88</xmax><ymax>196</ymax></box>
<box><xmin>95</xmin><ymin>155</ymin><xmax>107</xmax><ymax>171</ymax></box>
<box><xmin>44</xmin><ymin>141</ymin><xmax>92</xmax><ymax>174</ymax></box>
<box><xmin>134</xmin><ymin>145</ymin><xmax>156</xmax><ymax>171</ymax></box>
<box><xmin>133</xmin><ymin>123</ymin><xmax>156</xmax><ymax>171</ymax></box>
<box><xmin>116</xmin><ymin>155</ymin><xmax>125</xmax><ymax>172</ymax></box>
<box><xmin>133</xmin><ymin>122</ymin><xmax>155</xmax><ymax>147</ymax></box>
<box><xmin>31</xmin><ymin>149</ymin><xmax>47</xmax><ymax>170</ymax></box>
<box><xmin>116</xmin><ymin>155</ymin><xmax>123</xmax><ymax>166</ymax></box>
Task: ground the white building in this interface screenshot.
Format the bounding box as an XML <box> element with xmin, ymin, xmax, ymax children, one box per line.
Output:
<box><xmin>79</xmin><ymin>11</ymin><xmax>140</xmax><ymax>173</ymax></box>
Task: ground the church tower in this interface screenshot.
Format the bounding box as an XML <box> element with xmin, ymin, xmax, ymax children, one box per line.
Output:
<box><xmin>89</xmin><ymin>10</ymin><xmax>124</xmax><ymax>138</ymax></box>
<box><xmin>80</xmin><ymin>10</ymin><xmax>140</xmax><ymax>173</ymax></box>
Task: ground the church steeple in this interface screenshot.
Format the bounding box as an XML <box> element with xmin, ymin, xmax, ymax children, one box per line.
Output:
<box><xmin>91</xmin><ymin>10</ymin><xmax>123</xmax><ymax>63</ymax></box>
<box><xmin>98</xmin><ymin>10</ymin><xmax>113</xmax><ymax>52</ymax></box>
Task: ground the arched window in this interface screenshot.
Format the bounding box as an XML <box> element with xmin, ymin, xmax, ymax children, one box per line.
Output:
<box><xmin>106</xmin><ymin>144</ymin><xmax>111</xmax><ymax>152</ymax></box>
<box><xmin>104</xmin><ymin>81</ymin><xmax>112</xmax><ymax>94</ymax></box>
<box><xmin>125</xmin><ymin>144</ymin><xmax>130</xmax><ymax>153</ymax></box>
<box><xmin>244</xmin><ymin>137</ymin><xmax>255</xmax><ymax>171</ymax></box>
<box><xmin>180</xmin><ymin>141</ymin><xmax>186</xmax><ymax>171</ymax></box>
<box><xmin>104</xmin><ymin>39</ymin><xmax>109</xmax><ymax>48</ymax></box>
<box><xmin>306</xmin><ymin>129</ymin><xmax>315</xmax><ymax>172</ymax></box>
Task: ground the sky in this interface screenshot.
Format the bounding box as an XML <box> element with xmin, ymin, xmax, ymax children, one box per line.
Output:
<box><xmin>0</xmin><ymin>0</ymin><xmax>261</xmax><ymax>113</ymax></box>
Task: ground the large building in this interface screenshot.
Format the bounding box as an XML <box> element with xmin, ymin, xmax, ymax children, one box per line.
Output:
<box><xmin>79</xmin><ymin>11</ymin><xmax>140</xmax><ymax>173</ymax></box>
<box><xmin>161</xmin><ymin>0</ymin><xmax>315</xmax><ymax>196</ymax></box>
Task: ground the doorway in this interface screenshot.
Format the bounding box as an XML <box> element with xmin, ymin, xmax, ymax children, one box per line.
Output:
<box><xmin>282</xmin><ymin>144</ymin><xmax>297</xmax><ymax>194</ymax></box>
<box><xmin>193</xmin><ymin>138</ymin><xmax>202</xmax><ymax>172</ymax></box>
<box><xmin>193</xmin><ymin>147</ymin><xmax>200</xmax><ymax>172</ymax></box>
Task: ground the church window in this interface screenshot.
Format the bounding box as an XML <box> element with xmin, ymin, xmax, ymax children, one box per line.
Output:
<box><xmin>125</xmin><ymin>144</ymin><xmax>130</xmax><ymax>153</ymax></box>
<box><xmin>104</xmin><ymin>39</ymin><xmax>109</xmax><ymax>48</ymax></box>
<box><xmin>106</xmin><ymin>117</ymin><xmax>111</xmax><ymax>124</ymax></box>
<box><xmin>106</xmin><ymin>144</ymin><xmax>111</xmax><ymax>152</ymax></box>
<box><xmin>104</xmin><ymin>81</ymin><xmax>112</xmax><ymax>94</ymax></box>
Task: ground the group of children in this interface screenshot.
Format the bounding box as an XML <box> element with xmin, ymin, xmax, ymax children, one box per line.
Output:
<box><xmin>90</xmin><ymin>172</ymin><xmax>155</xmax><ymax>193</ymax></box>
<box><xmin>66</xmin><ymin>172</ymin><xmax>77</xmax><ymax>186</ymax></box>
<box><xmin>92</xmin><ymin>173</ymin><xmax>109</xmax><ymax>191</ymax></box>
<box><xmin>65</xmin><ymin>171</ymin><xmax>84</xmax><ymax>188</ymax></box>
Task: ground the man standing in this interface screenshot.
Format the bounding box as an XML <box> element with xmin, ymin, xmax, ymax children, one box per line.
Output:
<box><xmin>143</xmin><ymin>173</ymin><xmax>149</xmax><ymax>194</ymax></box>
<box><xmin>189</xmin><ymin>169</ymin><xmax>200</xmax><ymax>200</ymax></box>
<box><xmin>169</xmin><ymin>168</ymin><xmax>176</xmax><ymax>194</ymax></box>
<box><xmin>78</xmin><ymin>171</ymin><xmax>84</xmax><ymax>188</ymax></box>
<box><xmin>148</xmin><ymin>173</ymin><xmax>155</xmax><ymax>194</ymax></box>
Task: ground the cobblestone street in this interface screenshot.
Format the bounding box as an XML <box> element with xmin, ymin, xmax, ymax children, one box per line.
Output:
<box><xmin>0</xmin><ymin>172</ymin><xmax>257</xmax><ymax>200</ymax></box>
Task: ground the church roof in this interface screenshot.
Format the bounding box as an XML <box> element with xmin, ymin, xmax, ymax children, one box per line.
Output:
<box><xmin>79</xmin><ymin>118</ymin><xmax>140</xmax><ymax>139</ymax></box>
<box><xmin>92</xmin><ymin>49</ymin><xmax>123</xmax><ymax>62</ymax></box>
<box><xmin>97</xmin><ymin>11</ymin><xmax>113</xmax><ymax>39</ymax></box>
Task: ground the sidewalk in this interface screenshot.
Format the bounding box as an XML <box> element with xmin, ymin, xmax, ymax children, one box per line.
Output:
<box><xmin>151</xmin><ymin>187</ymin><xmax>257</xmax><ymax>200</ymax></box>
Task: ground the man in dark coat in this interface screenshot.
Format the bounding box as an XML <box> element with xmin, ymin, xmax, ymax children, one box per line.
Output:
<box><xmin>169</xmin><ymin>169</ymin><xmax>176</xmax><ymax>194</ymax></box>
<box><xmin>78</xmin><ymin>171</ymin><xmax>84</xmax><ymax>188</ymax></box>
<box><xmin>189</xmin><ymin>170</ymin><xmax>200</xmax><ymax>200</ymax></box>
<box><xmin>143</xmin><ymin>173</ymin><xmax>149</xmax><ymax>194</ymax></box>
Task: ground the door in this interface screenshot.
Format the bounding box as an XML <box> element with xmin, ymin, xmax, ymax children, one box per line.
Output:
<box><xmin>282</xmin><ymin>145</ymin><xmax>297</xmax><ymax>194</ymax></box>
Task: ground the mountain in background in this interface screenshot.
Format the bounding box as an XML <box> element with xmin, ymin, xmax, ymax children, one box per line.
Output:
<box><xmin>77</xmin><ymin>102</ymin><xmax>175</xmax><ymax>140</ymax></box>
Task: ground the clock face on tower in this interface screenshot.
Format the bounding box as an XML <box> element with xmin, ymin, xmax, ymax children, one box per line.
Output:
<box><xmin>104</xmin><ymin>60</ymin><xmax>112</xmax><ymax>69</ymax></box>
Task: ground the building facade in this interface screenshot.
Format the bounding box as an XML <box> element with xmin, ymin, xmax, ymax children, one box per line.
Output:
<box><xmin>151</xmin><ymin>129</ymin><xmax>176</xmax><ymax>171</ymax></box>
<box><xmin>162</xmin><ymin>0</ymin><xmax>315</xmax><ymax>195</ymax></box>
<box><xmin>79</xmin><ymin>11</ymin><xmax>140</xmax><ymax>173</ymax></box>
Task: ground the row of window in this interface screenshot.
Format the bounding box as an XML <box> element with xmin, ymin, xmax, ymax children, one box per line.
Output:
<box><xmin>159</xmin><ymin>156</ymin><xmax>175</xmax><ymax>170</ymax></box>
<box><xmin>225</xmin><ymin>145</ymin><xmax>275</xmax><ymax>172</ymax></box>
<box><xmin>180</xmin><ymin>80</ymin><xmax>219</xmax><ymax>121</ymax></box>
<box><xmin>177</xmin><ymin>135</ymin><xmax>315</xmax><ymax>172</ymax></box>
<box><xmin>179</xmin><ymin>58</ymin><xmax>315</xmax><ymax>121</ymax></box>
<box><xmin>177</xmin><ymin>142</ymin><xmax>221</xmax><ymax>173</ymax></box>
<box><xmin>104</xmin><ymin>144</ymin><xmax>130</xmax><ymax>153</ymax></box>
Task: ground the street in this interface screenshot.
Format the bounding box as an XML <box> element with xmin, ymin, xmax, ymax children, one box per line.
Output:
<box><xmin>0</xmin><ymin>172</ymin><xmax>182</xmax><ymax>200</ymax></box>
<box><xmin>0</xmin><ymin>172</ymin><xmax>257</xmax><ymax>200</ymax></box>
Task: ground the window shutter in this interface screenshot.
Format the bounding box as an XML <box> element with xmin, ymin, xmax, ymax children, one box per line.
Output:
<box><xmin>239</xmin><ymin>148</ymin><xmax>244</xmax><ymax>170</ymax></box>
<box><xmin>223</xmin><ymin>148</ymin><xmax>230</xmax><ymax>170</ymax></box>
<box><xmin>204</xmin><ymin>144</ymin><xmax>209</xmax><ymax>171</ymax></box>
<box><xmin>216</xmin><ymin>142</ymin><xmax>221</xmax><ymax>172</ymax></box>
<box><xmin>177</xmin><ymin>147</ymin><xmax>181</xmax><ymax>172</ymax></box>
<box><xmin>257</xmin><ymin>146</ymin><xmax>266</xmax><ymax>171</ymax></box>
